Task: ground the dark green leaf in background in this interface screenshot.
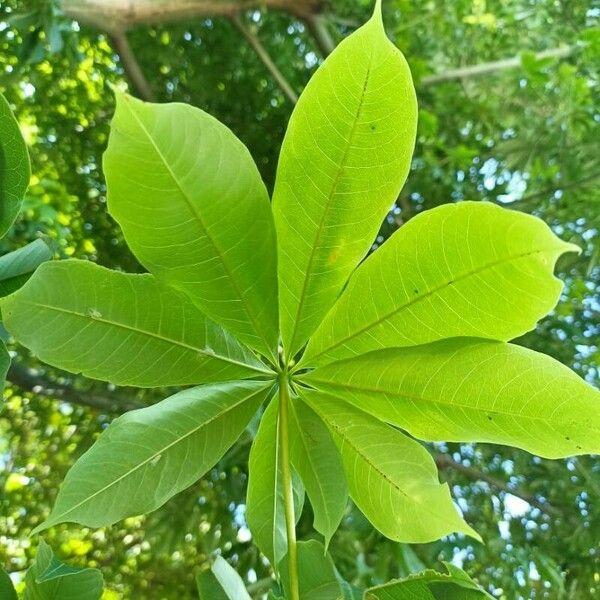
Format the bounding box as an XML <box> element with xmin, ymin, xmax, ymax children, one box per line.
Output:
<box><xmin>196</xmin><ymin>556</ymin><xmax>251</xmax><ymax>600</ymax></box>
<box><xmin>0</xmin><ymin>91</ymin><xmax>30</xmax><ymax>238</ymax></box>
<box><xmin>364</xmin><ymin>562</ymin><xmax>492</xmax><ymax>599</ymax></box>
<box><xmin>0</xmin><ymin>566</ymin><xmax>17</xmax><ymax>600</ymax></box>
<box><xmin>0</xmin><ymin>237</ymin><xmax>53</xmax><ymax>297</ymax></box>
<box><xmin>23</xmin><ymin>539</ymin><xmax>103</xmax><ymax>600</ymax></box>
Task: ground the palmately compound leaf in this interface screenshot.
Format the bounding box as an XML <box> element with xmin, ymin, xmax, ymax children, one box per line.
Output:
<box><xmin>0</xmin><ymin>92</ymin><xmax>30</xmax><ymax>238</ymax></box>
<box><xmin>302</xmin><ymin>338</ymin><xmax>600</xmax><ymax>459</ymax></box>
<box><xmin>302</xmin><ymin>201</ymin><xmax>579</xmax><ymax>367</ymax></box>
<box><xmin>289</xmin><ymin>396</ymin><xmax>347</xmax><ymax>546</ymax></box>
<box><xmin>0</xmin><ymin>566</ymin><xmax>17</xmax><ymax>600</ymax></box>
<box><xmin>272</xmin><ymin>2</ymin><xmax>417</xmax><ymax>358</ymax></box>
<box><xmin>33</xmin><ymin>381</ymin><xmax>271</xmax><ymax>533</ymax></box>
<box><xmin>1</xmin><ymin>260</ymin><xmax>271</xmax><ymax>387</ymax></box>
<box><xmin>104</xmin><ymin>91</ymin><xmax>279</xmax><ymax>361</ymax></box>
<box><xmin>279</xmin><ymin>540</ymin><xmax>344</xmax><ymax>600</ymax></box>
<box><xmin>299</xmin><ymin>390</ymin><xmax>480</xmax><ymax>544</ymax></box>
<box><xmin>246</xmin><ymin>398</ymin><xmax>305</xmax><ymax>567</ymax></box>
<box><xmin>24</xmin><ymin>539</ymin><xmax>103</xmax><ymax>600</ymax></box>
<box><xmin>0</xmin><ymin>238</ymin><xmax>53</xmax><ymax>298</ymax></box>
<box><xmin>196</xmin><ymin>556</ymin><xmax>251</xmax><ymax>600</ymax></box>
<box><xmin>364</xmin><ymin>562</ymin><xmax>492</xmax><ymax>600</ymax></box>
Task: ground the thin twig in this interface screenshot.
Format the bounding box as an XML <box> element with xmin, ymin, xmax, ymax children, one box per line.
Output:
<box><xmin>231</xmin><ymin>15</ymin><xmax>298</xmax><ymax>104</ymax></box>
<box><xmin>108</xmin><ymin>31</ymin><xmax>156</xmax><ymax>101</ymax></box>
<box><xmin>435</xmin><ymin>454</ymin><xmax>563</xmax><ymax>518</ymax></box>
<box><xmin>423</xmin><ymin>46</ymin><xmax>575</xmax><ymax>86</ymax></box>
<box><xmin>7</xmin><ymin>363</ymin><xmax>145</xmax><ymax>413</ymax></box>
<box><xmin>303</xmin><ymin>13</ymin><xmax>335</xmax><ymax>56</ymax></box>
<box><xmin>247</xmin><ymin>576</ymin><xmax>275</xmax><ymax>596</ymax></box>
<box><xmin>510</xmin><ymin>171</ymin><xmax>600</xmax><ymax>205</ymax></box>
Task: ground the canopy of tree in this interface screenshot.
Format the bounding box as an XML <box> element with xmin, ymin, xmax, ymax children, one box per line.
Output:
<box><xmin>0</xmin><ymin>0</ymin><xmax>598</xmax><ymax>598</ymax></box>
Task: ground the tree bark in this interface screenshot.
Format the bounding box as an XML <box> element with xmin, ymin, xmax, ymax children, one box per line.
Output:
<box><xmin>108</xmin><ymin>31</ymin><xmax>156</xmax><ymax>101</ymax></box>
<box><xmin>60</xmin><ymin>0</ymin><xmax>324</xmax><ymax>32</ymax></box>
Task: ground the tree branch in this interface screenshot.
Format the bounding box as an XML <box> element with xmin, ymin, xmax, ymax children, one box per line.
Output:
<box><xmin>422</xmin><ymin>46</ymin><xmax>575</xmax><ymax>86</ymax></box>
<box><xmin>7</xmin><ymin>363</ymin><xmax>145</xmax><ymax>413</ymax></box>
<box><xmin>231</xmin><ymin>15</ymin><xmax>298</xmax><ymax>104</ymax></box>
<box><xmin>108</xmin><ymin>31</ymin><xmax>156</xmax><ymax>101</ymax></box>
<box><xmin>509</xmin><ymin>170</ymin><xmax>600</xmax><ymax>206</ymax></box>
<box><xmin>60</xmin><ymin>0</ymin><xmax>323</xmax><ymax>32</ymax></box>
<box><xmin>435</xmin><ymin>454</ymin><xmax>563</xmax><ymax>518</ymax></box>
<box><xmin>303</xmin><ymin>13</ymin><xmax>335</xmax><ymax>56</ymax></box>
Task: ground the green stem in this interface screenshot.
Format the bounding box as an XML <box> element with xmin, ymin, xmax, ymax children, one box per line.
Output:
<box><xmin>278</xmin><ymin>371</ymin><xmax>300</xmax><ymax>600</ymax></box>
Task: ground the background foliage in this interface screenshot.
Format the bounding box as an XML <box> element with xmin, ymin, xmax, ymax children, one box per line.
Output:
<box><xmin>0</xmin><ymin>0</ymin><xmax>598</xmax><ymax>598</ymax></box>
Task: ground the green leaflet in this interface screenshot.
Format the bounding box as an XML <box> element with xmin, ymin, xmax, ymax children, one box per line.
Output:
<box><xmin>0</xmin><ymin>566</ymin><xmax>17</xmax><ymax>600</ymax></box>
<box><xmin>364</xmin><ymin>562</ymin><xmax>492</xmax><ymax>599</ymax></box>
<box><xmin>272</xmin><ymin>5</ymin><xmax>417</xmax><ymax>358</ymax></box>
<box><xmin>104</xmin><ymin>91</ymin><xmax>279</xmax><ymax>361</ymax></box>
<box><xmin>289</xmin><ymin>396</ymin><xmax>347</xmax><ymax>546</ymax></box>
<box><xmin>302</xmin><ymin>338</ymin><xmax>600</xmax><ymax>458</ymax></box>
<box><xmin>302</xmin><ymin>202</ymin><xmax>579</xmax><ymax>367</ymax></box>
<box><xmin>0</xmin><ymin>238</ymin><xmax>53</xmax><ymax>298</ymax></box>
<box><xmin>0</xmin><ymin>92</ymin><xmax>30</xmax><ymax>238</ymax></box>
<box><xmin>196</xmin><ymin>556</ymin><xmax>251</xmax><ymax>600</ymax></box>
<box><xmin>299</xmin><ymin>390</ymin><xmax>480</xmax><ymax>544</ymax></box>
<box><xmin>24</xmin><ymin>540</ymin><xmax>103</xmax><ymax>600</ymax></box>
<box><xmin>33</xmin><ymin>381</ymin><xmax>271</xmax><ymax>533</ymax></box>
<box><xmin>1</xmin><ymin>260</ymin><xmax>271</xmax><ymax>387</ymax></box>
<box><xmin>279</xmin><ymin>540</ymin><xmax>344</xmax><ymax>600</ymax></box>
<box><xmin>246</xmin><ymin>398</ymin><xmax>305</xmax><ymax>567</ymax></box>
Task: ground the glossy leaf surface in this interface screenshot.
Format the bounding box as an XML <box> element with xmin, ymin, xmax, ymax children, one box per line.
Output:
<box><xmin>303</xmin><ymin>339</ymin><xmax>600</xmax><ymax>458</ymax></box>
<box><xmin>300</xmin><ymin>390</ymin><xmax>480</xmax><ymax>543</ymax></box>
<box><xmin>2</xmin><ymin>260</ymin><xmax>270</xmax><ymax>387</ymax></box>
<box><xmin>303</xmin><ymin>202</ymin><xmax>579</xmax><ymax>366</ymax></box>
<box><xmin>104</xmin><ymin>92</ymin><xmax>279</xmax><ymax>359</ymax></box>
<box><xmin>273</xmin><ymin>4</ymin><xmax>417</xmax><ymax>357</ymax></box>
<box><xmin>34</xmin><ymin>381</ymin><xmax>270</xmax><ymax>532</ymax></box>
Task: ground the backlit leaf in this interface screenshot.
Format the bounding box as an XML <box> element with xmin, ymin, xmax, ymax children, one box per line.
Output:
<box><xmin>299</xmin><ymin>390</ymin><xmax>480</xmax><ymax>543</ymax></box>
<box><xmin>273</xmin><ymin>3</ymin><xmax>417</xmax><ymax>357</ymax></box>
<box><xmin>303</xmin><ymin>202</ymin><xmax>579</xmax><ymax>367</ymax></box>
<box><xmin>246</xmin><ymin>398</ymin><xmax>305</xmax><ymax>567</ymax></box>
<box><xmin>34</xmin><ymin>381</ymin><xmax>271</xmax><ymax>532</ymax></box>
<box><xmin>2</xmin><ymin>260</ymin><xmax>271</xmax><ymax>387</ymax></box>
<box><xmin>302</xmin><ymin>339</ymin><xmax>600</xmax><ymax>458</ymax></box>
<box><xmin>289</xmin><ymin>397</ymin><xmax>347</xmax><ymax>546</ymax></box>
<box><xmin>104</xmin><ymin>91</ymin><xmax>279</xmax><ymax>360</ymax></box>
<box><xmin>364</xmin><ymin>562</ymin><xmax>492</xmax><ymax>599</ymax></box>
